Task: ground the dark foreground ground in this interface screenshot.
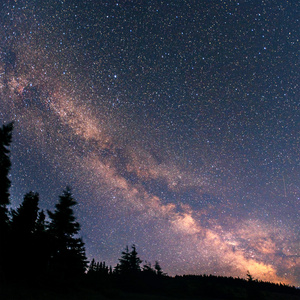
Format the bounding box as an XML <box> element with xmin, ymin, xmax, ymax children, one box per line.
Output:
<box><xmin>1</xmin><ymin>286</ymin><xmax>299</xmax><ymax>300</ymax></box>
<box><xmin>1</xmin><ymin>276</ymin><xmax>299</xmax><ymax>300</ymax></box>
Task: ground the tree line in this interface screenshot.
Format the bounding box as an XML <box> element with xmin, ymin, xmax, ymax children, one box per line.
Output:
<box><xmin>0</xmin><ymin>123</ymin><xmax>87</xmax><ymax>282</ymax></box>
<box><xmin>0</xmin><ymin>122</ymin><xmax>164</xmax><ymax>286</ymax></box>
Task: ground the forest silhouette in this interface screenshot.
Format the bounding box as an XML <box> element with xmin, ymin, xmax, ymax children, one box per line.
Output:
<box><xmin>0</xmin><ymin>122</ymin><xmax>299</xmax><ymax>300</ymax></box>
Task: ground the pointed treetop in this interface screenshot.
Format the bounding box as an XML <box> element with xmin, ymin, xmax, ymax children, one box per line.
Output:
<box><xmin>48</xmin><ymin>187</ymin><xmax>80</xmax><ymax>239</ymax></box>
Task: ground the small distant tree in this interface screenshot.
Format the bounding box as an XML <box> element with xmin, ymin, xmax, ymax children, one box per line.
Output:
<box><xmin>87</xmin><ymin>259</ymin><xmax>110</xmax><ymax>285</ymax></box>
<box><xmin>88</xmin><ymin>258</ymin><xmax>97</xmax><ymax>274</ymax></box>
<box><xmin>246</xmin><ymin>270</ymin><xmax>254</xmax><ymax>282</ymax></box>
<box><xmin>117</xmin><ymin>245</ymin><xmax>142</xmax><ymax>277</ymax></box>
<box><xmin>155</xmin><ymin>261</ymin><xmax>163</xmax><ymax>276</ymax></box>
<box><xmin>97</xmin><ymin>261</ymin><xmax>109</xmax><ymax>275</ymax></box>
<box><xmin>129</xmin><ymin>245</ymin><xmax>142</xmax><ymax>275</ymax></box>
<box><xmin>114</xmin><ymin>263</ymin><xmax>121</xmax><ymax>275</ymax></box>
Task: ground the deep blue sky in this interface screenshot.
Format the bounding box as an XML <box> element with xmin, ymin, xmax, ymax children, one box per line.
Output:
<box><xmin>1</xmin><ymin>0</ymin><xmax>299</xmax><ymax>285</ymax></box>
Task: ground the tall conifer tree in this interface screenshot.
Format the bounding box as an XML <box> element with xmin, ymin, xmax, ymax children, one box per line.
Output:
<box><xmin>0</xmin><ymin>122</ymin><xmax>13</xmax><ymax>231</ymax></box>
<box><xmin>48</xmin><ymin>187</ymin><xmax>87</xmax><ymax>280</ymax></box>
<box><xmin>11</xmin><ymin>192</ymin><xmax>39</xmax><ymax>235</ymax></box>
<box><xmin>10</xmin><ymin>192</ymin><xmax>40</xmax><ymax>279</ymax></box>
<box><xmin>0</xmin><ymin>122</ymin><xmax>13</xmax><ymax>280</ymax></box>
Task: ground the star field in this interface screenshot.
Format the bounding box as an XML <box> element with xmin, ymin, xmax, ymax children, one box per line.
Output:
<box><xmin>0</xmin><ymin>0</ymin><xmax>299</xmax><ymax>286</ymax></box>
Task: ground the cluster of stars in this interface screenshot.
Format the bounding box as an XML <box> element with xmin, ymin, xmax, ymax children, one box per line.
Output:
<box><xmin>0</xmin><ymin>0</ymin><xmax>299</xmax><ymax>286</ymax></box>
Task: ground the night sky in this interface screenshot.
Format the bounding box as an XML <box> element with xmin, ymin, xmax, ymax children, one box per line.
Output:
<box><xmin>1</xmin><ymin>0</ymin><xmax>299</xmax><ymax>286</ymax></box>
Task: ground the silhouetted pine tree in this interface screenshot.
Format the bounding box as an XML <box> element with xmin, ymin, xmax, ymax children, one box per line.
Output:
<box><xmin>129</xmin><ymin>245</ymin><xmax>142</xmax><ymax>275</ymax></box>
<box><xmin>0</xmin><ymin>122</ymin><xmax>13</xmax><ymax>213</ymax></box>
<box><xmin>35</xmin><ymin>210</ymin><xmax>46</xmax><ymax>233</ymax></box>
<box><xmin>87</xmin><ymin>259</ymin><xmax>110</xmax><ymax>282</ymax></box>
<box><xmin>155</xmin><ymin>261</ymin><xmax>164</xmax><ymax>276</ymax></box>
<box><xmin>114</xmin><ymin>263</ymin><xmax>121</xmax><ymax>275</ymax></box>
<box><xmin>48</xmin><ymin>187</ymin><xmax>87</xmax><ymax>281</ymax></box>
<box><xmin>0</xmin><ymin>122</ymin><xmax>13</xmax><ymax>280</ymax></box>
<box><xmin>246</xmin><ymin>270</ymin><xmax>254</xmax><ymax>282</ymax></box>
<box><xmin>88</xmin><ymin>258</ymin><xmax>97</xmax><ymax>274</ymax></box>
<box><xmin>114</xmin><ymin>245</ymin><xmax>142</xmax><ymax>291</ymax></box>
<box><xmin>11</xmin><ymin>191</ymin><xmax>39</xmax><ymax>234</ymax></box>
<box><xmin>10</xmin><ymin>192</ymin><xmax>40</xmax><ymax>280</ymax></box>
<box><xmin>34</xmin><ymin>209</ymin><xmax>51</xmax><ymax>278</ymax></box>
<box><xmin>117</xmin><ymin>245</ymin><xmax>131</xmax><ymax>275</ymax></box>
<box><xmin>116</xmin><ymin>245</ymin><xmax>142</xmax><ymax>284</ymax></box>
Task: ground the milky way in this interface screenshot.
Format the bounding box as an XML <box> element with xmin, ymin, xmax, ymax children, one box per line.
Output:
<box><xmin>1</xmin><ymin>0</ymin><xmax>299</xmax><ymax>286</ymax></box>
